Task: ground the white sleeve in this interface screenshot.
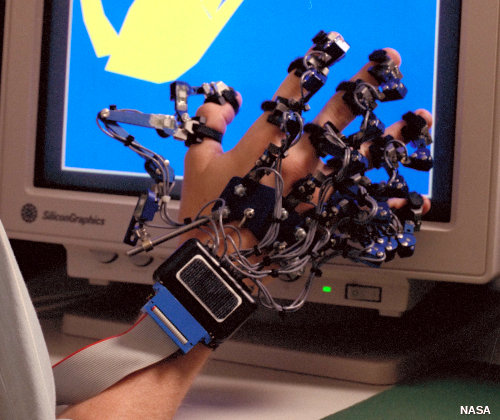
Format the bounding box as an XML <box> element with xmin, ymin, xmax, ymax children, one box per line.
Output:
<box><xmin>0</xmin><ymin>220</ymin><xmax>56</xmax><ymax>420</ymax></box>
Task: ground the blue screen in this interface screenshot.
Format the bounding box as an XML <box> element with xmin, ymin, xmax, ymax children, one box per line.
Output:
<box><xmin>61</xmin><ymin>0</ymin><xmax>437</xmax><ymax>196</ymax></box>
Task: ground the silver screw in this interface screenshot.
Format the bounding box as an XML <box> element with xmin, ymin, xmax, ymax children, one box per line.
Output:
<box><xmin>295</xmin><ymin>228</ymin><xmax>307</xmax><ymax>241</ymax></box>
<box><xmin>234</xmin><ymin>184</ymin><xmax>246</xmax><ymax>197</ymax></box>
<box><xmin>243</xmin><ymin>208</ymin><xmax>255</xmax><ymax>219</ymax></box>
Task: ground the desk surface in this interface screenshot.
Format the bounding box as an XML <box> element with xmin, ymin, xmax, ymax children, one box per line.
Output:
<box><xmin>176</xmin><ymin>359</ymin><xmax>386</xmax><ymax>420</ymax></box>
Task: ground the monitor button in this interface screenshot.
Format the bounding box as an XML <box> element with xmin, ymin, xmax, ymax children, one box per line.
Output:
<box><xmin>345</xmin><ymin>284</ymin><xmax>382</xmax><ymax>302</ymax></box>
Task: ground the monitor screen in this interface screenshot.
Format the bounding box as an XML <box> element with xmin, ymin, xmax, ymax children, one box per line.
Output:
<box><xmin>35</xmin><ymin>0</ymin><xmax>458</xmax><ymax>222</ymax></box>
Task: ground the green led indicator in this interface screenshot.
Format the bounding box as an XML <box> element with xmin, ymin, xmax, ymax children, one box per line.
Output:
<box><xmin>322</xmin><ymin>286</ymin><xmax>332</xmax><ymax>293</ymax></box>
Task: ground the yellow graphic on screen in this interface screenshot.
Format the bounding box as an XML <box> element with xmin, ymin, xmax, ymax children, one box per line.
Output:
<box><xmin>80</xmin><ymin>0</ymin><xmax>244</xmax><ymax>83</ymax></box>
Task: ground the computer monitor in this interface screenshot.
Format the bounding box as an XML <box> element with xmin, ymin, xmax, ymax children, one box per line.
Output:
<box><xmin>0</xmin><ymin>0</ymin><xmax>499</xmax><ymax>321</ymax></box>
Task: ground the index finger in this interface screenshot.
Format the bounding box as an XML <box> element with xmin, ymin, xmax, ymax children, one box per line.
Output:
<box><xmin>227</xmin><ymin>33</ymin><xmax>350</xmax><ymax>172</ymax></box>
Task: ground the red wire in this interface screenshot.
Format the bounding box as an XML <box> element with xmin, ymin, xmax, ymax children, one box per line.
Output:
<box><xmin>52</xmin><ymin>313</ymin><xmax>149</xmax><ymax>368</ymax></box>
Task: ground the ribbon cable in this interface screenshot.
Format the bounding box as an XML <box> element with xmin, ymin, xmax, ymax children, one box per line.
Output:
<box><xmin>52</xmin><ymin>314</ymin><xmax>178</xmax><ymax>405</ymax></box>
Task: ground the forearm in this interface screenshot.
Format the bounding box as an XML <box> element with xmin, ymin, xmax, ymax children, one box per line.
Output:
<box><xmin>58</xmin><ymin>344</ymin><xmax>212</xmax><ymax>420</ymax></box>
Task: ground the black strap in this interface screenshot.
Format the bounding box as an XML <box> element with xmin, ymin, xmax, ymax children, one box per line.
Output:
<box><xmin>185</xmin><ymin>117</ymin><xmax>224</xmax><ymax>147</ymax></box>
<box><xmin>336</xmin><ymin>80</ymin><xmax>358</xmax><ymax>93</ymax></box>
<box><xmin>261</xmin><ymin>97</ymin><xmax>307</xmax><ymax>113</ymax></box>
<box><xmin>222</xmin><ymin>88</ymin><xmax>240</xmax><ymax>114</ymax></box>
<box><xmin>204</xmin><ymin>87</ymin><xmax>240</xmax><ymax>115</ymax></box>
<box><xmin>261</xmin><ymin>100</ymin><xmax>277</xmax><ymax>112</ymax></box>
<box><xmin>287</xmin><ymin>57</ymin><xmax>306</xmax><ymax>76</ymax></box>
<box><xmin>368</xmin><ymin>49</ymin><xmax>389</xmax><ymax>64</ymax></box>
<box><xmin>401</xmin><ymin>111</ymin><xmax>428</xmax><ymax>142</ymax></box>
<box><xmin>193</xmin><ymin>124</ymin><xmax>223</xmax><ymax>143</ymax></box>
<box><xmin>304</xmin><ymin>122</ymin><xmax>325</xmax><ymax>137</ymax></box>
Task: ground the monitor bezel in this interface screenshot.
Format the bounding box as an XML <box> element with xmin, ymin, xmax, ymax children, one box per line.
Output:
<box><xmin>0</xmin><ymin>0</ymin><xmax>498</xmax><ymax>289</ymax></box>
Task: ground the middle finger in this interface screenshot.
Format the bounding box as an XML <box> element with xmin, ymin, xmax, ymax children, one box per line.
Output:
<box><xmin>280</xmin><ymin>48</ymin><xmax>403</xmax><ymax>189</ymax></box>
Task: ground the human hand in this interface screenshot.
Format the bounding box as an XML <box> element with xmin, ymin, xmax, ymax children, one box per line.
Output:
<box><xmin>179</xmin><ymin>45</ymin><xmax>432</xmax><ymax>255</ymax></box>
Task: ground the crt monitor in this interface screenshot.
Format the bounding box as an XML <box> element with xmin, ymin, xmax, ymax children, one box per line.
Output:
<box><xmin>0</xmin><ymin>0</ymin><xmax>499</xmax><ymax>321</ymax></box>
